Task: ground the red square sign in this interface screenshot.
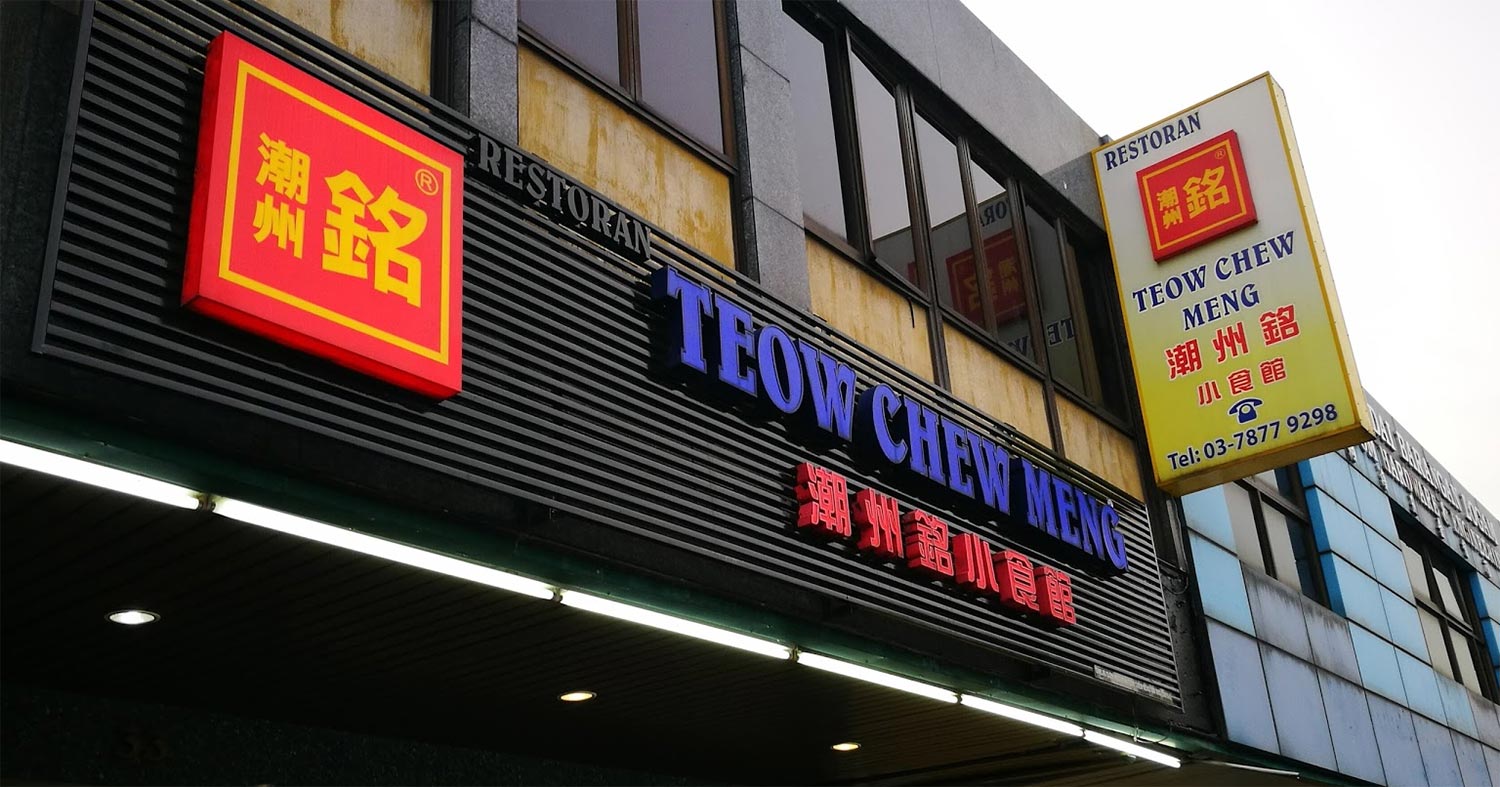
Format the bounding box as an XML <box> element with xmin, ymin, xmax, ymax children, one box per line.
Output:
<box><xmin>1136</xmin><ymin>130</ymin><xmax>1256</xmax><ymax>262</ymax></box>
<box><xmin>184</xmin><ymin>32</ymin><xmax>463</xmax><ymax>397</ymax></box>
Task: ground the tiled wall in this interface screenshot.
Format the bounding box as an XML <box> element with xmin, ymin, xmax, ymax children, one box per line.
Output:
<box><xmin>1184</xmin><ymin>452</ymin><xmax>1500</xmax><ymax>785</ymax></box>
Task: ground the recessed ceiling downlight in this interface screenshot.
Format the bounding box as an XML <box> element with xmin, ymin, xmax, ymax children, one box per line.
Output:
<box><xmin>108</xmin><ymin>609</ymin><xmax>159</xmax><ymax>626</ymax></box>
<box><xmin>558</xmin><ymin>691</ymin><xmax>597</xmax><ymax>702</ymax></box>
<box><xmin>830</xmin><ymin>742</ymin><xmax>861</xmax><ymax>752</ymax></box>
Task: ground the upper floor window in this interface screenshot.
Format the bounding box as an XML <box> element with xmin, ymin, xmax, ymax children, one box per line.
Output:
<box><xmin>1227</xmin><ymin>467</ymin><xmax>1323</xmax><ymax>602</ymax></box>
<box><xmin>519</xmin><ymin>0</ymin><xmax>727</xmax><ymax>154</ymax></box>
<box><xmin>779</xmin><ymin>3</ymin><xmax>1128</xmax><ymax>417</ymax></box>
<box><xmin>1400</xmin><ymin>521</ymin><xmax>1495</xmax><ymax>698</ymax></box>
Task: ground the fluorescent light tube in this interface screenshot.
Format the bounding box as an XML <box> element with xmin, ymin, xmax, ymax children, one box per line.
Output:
<box><xmin>0</xmin><ymin>440</ymin><xmax>202</xmax><ymax>509</ymax></box>
<box><xmin>960</xmin><ymin>695</ymin><xmax>1084</xmax><ymax>736</ymax></box>
<box><xmin>796</xmin><ymin>652</ymin><xmax>958</xmax><ymax>703</ymax></box>
<box><xmin>558</xmin><ymin>590</ymin><xmax>792</xmax><ymax>660</ymax></box>
<box><xmin>210</xmin><ymin>497</ymin><xmax>556</xmax><ymax>599</ymax></box>
<box><xmin>1083</xmin><ymin>730</ymin><xmax>1181</xmax><ymax>768</ymax></box>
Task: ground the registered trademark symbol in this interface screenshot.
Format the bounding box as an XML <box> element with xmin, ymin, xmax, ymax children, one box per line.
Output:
<box><xmin>415</xmin><ymin>168</ymin><xmax>439</xmax><ymax>196</ymax></box>
<box><xmin>1214</xmin><ymin>149</ymin><xmax>1226</xmax><ymax>159</ymax></box>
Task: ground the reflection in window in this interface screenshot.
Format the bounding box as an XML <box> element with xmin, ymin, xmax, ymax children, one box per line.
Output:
<box><xmin>1226</xmin><ymin>469</ymin><xmax>1322</xmax><ymax>601</ymax></box>
<box><xmin>639</xmin><ymin>0</ymin><xmax>723</xmax><ymax>152</ymax></box>
<box><xmin>1075</xmin><ymin>242</ymin><xmax>1127</xmax><ymax>413</ymax></box>
<box><xmin>1025</xmin><ymin>206</ymin><xmax>1083</xmax><ymax>390</ymax></box>
<box><xmin>848</xmin><ymin>51</ymin><xmax>916</xmax><ymax>287</ymax></box>
<box><xmin>782</xmin><ymin>12</ymin><xmax>846</xmax><ymax>239</ymax></box>
<box><xmin>969</xmin><ymin>163</ymin><xmax>1030</xmax><ymax>358</ymax></box>
<box><xmin>519</xmin><ymin>0</ymin><xmax>620</xmax><ymax>85</ymax></box>
<box><xmin>914</xmin><ymin>116</ymin><xmax>970</xmax><ymax>317</ymax></box>
<box><xmin>1226</xmin><ymin>483</ymin><xmax>1265</xmax><ymax>572</ymax></box>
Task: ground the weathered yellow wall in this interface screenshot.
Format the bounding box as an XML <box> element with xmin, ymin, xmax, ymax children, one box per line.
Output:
<box><xmin>518</xmin><ymin>47</ymin><xmax>736</xmax><ymax>268</ymax></box>
<box><xmin>942</xmin><ymin>325</ymin><xmax>1051</xmax><ymax>448</ymax></box>
<box><xmin>252</xmin><ymin>0</ymin><xmax>432</xmax><ymax>93</ymax></box>
<box><xmin>1057</xmin><ymin>396</ymin><xmax>1145</xmax><ymax>501</ymax></box>
<box><xmin>806</xmin><ymin>236</ymin><xmax>933</xmax><ymax>382</ymax></box>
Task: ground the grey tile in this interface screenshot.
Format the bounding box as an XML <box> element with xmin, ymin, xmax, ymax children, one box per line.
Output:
<box><xmin>1413</xmin><ymin>715</ymin><xmax>1463</xmax><ymax>787</ymax></box>
<box><xmin>1207</xmin><ymin>620</ymin><xmax>1279</xmax><ymax>754</ymax></box>
<box><xmin>731</xmin><ymin>0</ymin><xmax>785</xmax><ymax>78</ymax></box>
<box><xmin>745</xmin><ymin>198</ymin><xmax>810</xmax><ymax>310</ymax></box>
<box><xmin>1471</xmin><ymin>693</ymin><xmax>1500</xmax><ymax>748</ymax></box>
<box><xmin>927</xmin><ymin>1</ymin><xmax>1002</xmax><ymax>134</ymax></box>
<box><xmin>1485</xmin><ymin>747</ymin><xmax>1500</xmax><ymax>786</ymax></box>
<box><xmin>460</xmin><ymin>21</ymin><xmax>518</xmax><ymax>144</ymax></box>
<box><xmin>1245</xmin><ymin>570</ymin><xmax>1313</xmax><ymax>661</ymax></box>
<box><xmin>1453</xmin><ymin>734</ymin><xmax>1493</xmax><ymax>787</ymax></box>
<box><xmin>1368</xmin><ymin>694</ymin><xmax>1428</xmax><ymax>786</ymax></box>
<box><xmin>472</xmin><ymin>0</ymin><xmax>516</xmax><ymax>42</ymax></box>
<box><xmin>1042</xmin><ymin>154</ymin><xmax>1105</xmax><ymax>228</ymax></box>
<box><xmin>986</xmin><ymin>34</ymin><xmax>1099</xmax><ymax>179</ymax></box>
<box><xmin>1317</xmin><ymin>672</ymin><xmax>1385</xmax><ymax>784</ymax></box>
<box><xmin>837</xmin><ymin>0</ymin><xmax>938</xmax><ymax>78</ymax></box>
<box><xmin>1306</xmin><ymin>602</ymin><xmax>1362</xmax><ymax>682</ymax></box>
<box><xmin>734</xmin><ymin>50</ymin><xmax>801</xmax><ymax>224</ymax></box>
<box><xmin>1262</xmin><ymin>645</ymin><xmax>1336</xmax><ymax>769</ymax></box>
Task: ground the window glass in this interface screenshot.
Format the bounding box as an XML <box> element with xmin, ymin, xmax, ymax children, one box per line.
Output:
<box><xmin>1286</xmin><ymin>518</ymin><xmax>1320</xmax><ymax>601</ymax></box>
<box><xmin>848</xmin><ymin>51</ymin><xmax>916</xmax><ymax>287</ymax></box>
<box><xmin>1435</xmin><ymin>564</ymin><xmax>1465</xmax><ymax>617</ymax></box>
<box><xmin>1025</xmin><ymin>206</ymin><xmax>1083</xmax><ymax>390</ymax></box>
<box><xmin>1421</xmin><ymin>609</ymin><xmax>1453</xmax><ymax>678</ymax></box>
<box><xmin>519</xmin><ymin>0</ymin><xmax>620</xmax><ymax>85</ymax></box>
<box><xmin>1260</xmin><ymin>505</ymin><xmax>1316</xmax><ymax>598</ymax></box>
<box><xmin>639</xmin><ymin>0</ymin><xmax>723</xmax><ymax>151</ymax></box>
<box><xmin>1450</xmin><ymin>629</ymin><xmax>1484</xmax><ymax>693</ymax></box>
<box><xmin>914</xmin><ymin>116</ymin><xmax>972</xmax><ymax>320</ymax></box>
<box><xmin>1402</xmin><ymin>541</ymin><xmax>1432</xmax><ymax>604</ymax></box>
<box><xmin>969</xmin><ymin>162</ymin><xmax>1030</xmax><ymax>358</ymax></box>
<box><xmin>1074</xmin><ymin>241</ymin><xmax>1126</xmax><ymax>412</ymax></box>
<box><xmin>782</xmin><ymin>13</ymin><xmax>846</xmax><ymax>239</ymax></box>
<box><xmin>1225</xmin><ymin>484</ymin><xmax>1265</xmax><ymax>571</ymax></box>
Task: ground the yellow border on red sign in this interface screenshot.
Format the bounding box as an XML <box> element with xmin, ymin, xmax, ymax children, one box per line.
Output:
<box><xmin>1139</xmin><ymin>138</ymin><xmax>1252</xmax><ymax>255</ymax></box>
<box><xmin>219</xmin><ymin>60</ymin><xmax>454</xmax><ymax>364</ymax></box>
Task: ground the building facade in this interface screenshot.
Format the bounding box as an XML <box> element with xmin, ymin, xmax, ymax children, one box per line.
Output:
<box><xmin>1185</xmin><ymin>395</ymin><xmax>1500</xmax><ymax>784</ymax></box>
<box><xmin>1</xmin><ymin>0</ymin><xmax>1494</xmax><ymax>784</ymax></box>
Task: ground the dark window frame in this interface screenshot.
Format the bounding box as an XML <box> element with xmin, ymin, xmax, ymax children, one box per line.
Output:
<box><xmin>518</xmin><ymin>0</ymin><xmax>736</xmax><ymax>171</ymax></box>
<box><xmin>1398</xmin><ymin>519</ymin><xmax>1497</xmax><ymax>700</ymax></box>
<box><xmin>1232</xmin><ymin>467</ymin><xmax>1326</xmax><ymax>604</ymax></box>
<box><xmin>782</xmin><ymin>2</ymin><xmax>1133</xmax><ymax>435</ymax></box>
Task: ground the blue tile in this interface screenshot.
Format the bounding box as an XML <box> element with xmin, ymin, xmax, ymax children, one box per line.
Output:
<box><xmin>1308</xmin><ymin>491</ymin><xmax>1374</xmax><ymax>574</ymax></box>
<box><xmin>1397</xmin><ymin>650</ymin><xmax>1446</xmax><ymax>723</ymax></box>
<box><xmin>1316</xmin><ymin>671</ymin><xmax>1386</xmax><ymax>784</ymax></box>
<box><xmin>1452</xmin><ymin>734</ymin><xmax>1493</xmax><ymax>787</ymax></box>
<box><xmin>1302</xmin><ymin>454</ymin><xmax>1359</xmax><ymax>514</ymax></box>
<box><xmin>1367</xmin><ymin>528</ymin><xmax>1414</xmax><ymax>599</ymax></box>
<box><xmin>1351</xmin><ymin>623</ymin><xmax>1407</xmax><ymax>704</ymax></box>
<box><xmin>1306</xmin><ymin>605</ymin><xmax>1362</xmax><ymax>683</ymax></box>
<box><xmin>1191</xmin><ymin>533</ymin><xmax>1255</xmax><ymax>636</ymax></box>
<box><xmin>1412</xmin><ymin>715</ymin><xmax>1463</xmax><ymax>786</ymax></box>
<box><xmin>1261</xmin><ymin>646</ymin><xmax>1336</xmax><ymax>769</ymax></box>
<box><xmin>1350</xmin><ymin>469</ymin><xmax>1399</xmax><ymax>543</ymax></box>
<box><xmin>1182</xmin><ymin>487</ymin><xmax>1236</xmax><ymax>552</ymax></box>
<box><xmin>1472</xmin><ymin>692</ymin><xmax>1500</xmax><ymax>749</ymax></box>
<box><xmin>1437</xmin><ymin>675</ymin><xmax>1479</xmax><ymax>738</ymax></box>
<box><xmin>1472</xmin><ymin>576</ymin><xmax>1500</xmax><ymax>621</ymax></box>
<box><xmin>1244</xmin><ymin>570</ymin><xmax>1312</xmax><ymax>661</ymax></box>
<box><xmin>1207</xmin><ymin>620</ymin><xmax>1280</xmax><ymax>754</ymax></box>
<box><xmin>1324</xmin><ymin>554</ymin><xmax>1389</xmax><ymax>639</ymax></box>
<box><xmin>1368</xmin><ymin>694</ymin><xmax>1427</xmax><ymax>786</ymax></box>
<box><xmin>1483</xmin><ymin>621</ymin><xmax>1500</xmax><ymax>667</ymax></box>
<box><xmin>1382</xmin><ymin>589</ymin><xmax>1429</xmax><ymax>662</ymax></box>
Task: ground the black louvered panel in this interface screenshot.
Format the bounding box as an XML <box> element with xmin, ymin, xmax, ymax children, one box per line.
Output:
<box><xmin>30</xmin><ymin>0</ymin><xmax>1181</xmax><ymax>706</ymax></box>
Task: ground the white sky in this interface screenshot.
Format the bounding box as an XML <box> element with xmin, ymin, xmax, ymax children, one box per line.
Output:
<box><xmin>960</xmin><ymin>0</ymin><xmax>1500</xmax><ymax>514</ymax></box>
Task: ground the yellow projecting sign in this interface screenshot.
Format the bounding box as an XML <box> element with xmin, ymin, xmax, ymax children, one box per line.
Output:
<box><xmin>1092</xmin><ymin>74</ymin><xmax>1372</xmax><ymax>496</ymax></box>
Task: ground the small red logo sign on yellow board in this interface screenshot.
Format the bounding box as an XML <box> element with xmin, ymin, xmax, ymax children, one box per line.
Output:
<box><xmin>184</xmin><ymin>32</ymin><xmax>463</xmax><ymax>397</ymax></box>
<box><xmin>1136</xmin><ymin>130</ymin><xmax>1257</xmax><ymax>262</ymax></box>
